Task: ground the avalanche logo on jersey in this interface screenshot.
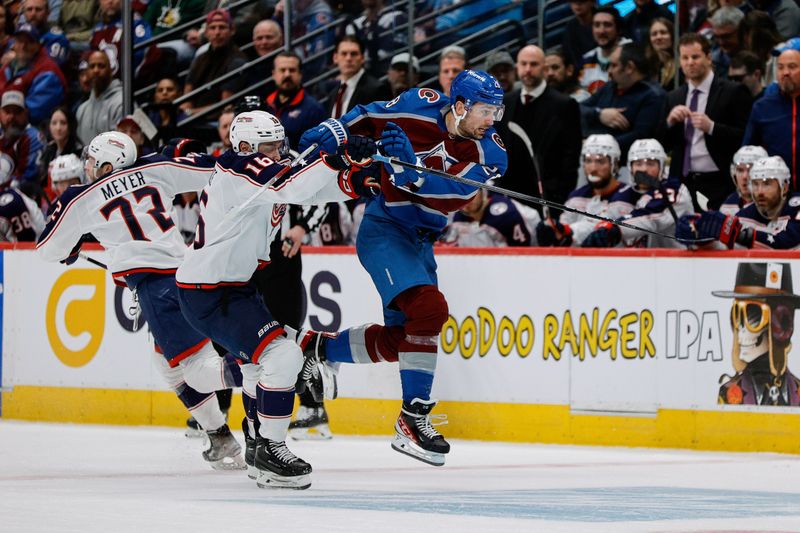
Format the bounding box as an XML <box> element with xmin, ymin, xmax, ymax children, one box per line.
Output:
<box><xmin>418</xmin><ymin>141</ymin><xmax>458</xmax><ymax>172</ymax></box>
<box><xmin>271</xmin><ymin>203</ymin><xmax>286</xmax><ymax>227</ymax></box>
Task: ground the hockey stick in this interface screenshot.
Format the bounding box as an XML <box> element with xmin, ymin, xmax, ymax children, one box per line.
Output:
<box><xmin>507</xmin><ymin>121</ymin><xmax>550</xmax><ymax>220</ymax></box>
<box><xmin>372</xmin><ymin>154</ymin><xmax>685</xmax><ymax>243</ymax></box>
<box><xmin>79</xmin><ymin>253</ymin><xmax>107</xmax><ymax>269</ymax></box>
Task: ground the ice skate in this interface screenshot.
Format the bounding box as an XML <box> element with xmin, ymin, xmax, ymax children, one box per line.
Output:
<box><xmin>295</xmin><ymin>329</ymin><xmax>338</xmax><ymax>401</ymax></box>
<box><xmin>391</xmin><ymin>398</ymin><xmax>450</xmax><ymax>467</ymax></box>
<box><xmin>254</xmin><ymin>438</ymin><xmax>312</xmax><ymax>490</ymax></box>
<box><xmin>289</xmin><ymin>405</ymin><xmax>333</xmax><ymax>441</ymax></box>
<box><xmin>242</xmin><ymin>418</ymin><xmax>258</xmax><ymax>479</ymax></box>
<box><xmin>185</xmin><ymin>416</ymin><xmax>204</xmax><ymax>438</ymax></box>
<box><xmin>202</xmin><ymin>424</ymin><xmax>246</xmax><ymax>470</ymax></box>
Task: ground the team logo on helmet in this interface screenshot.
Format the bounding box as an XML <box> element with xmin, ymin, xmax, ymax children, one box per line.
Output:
<box><xmin>108</xmin><ymin>139</ymin><xmax>125</xmax><ymax>149</ymax></box>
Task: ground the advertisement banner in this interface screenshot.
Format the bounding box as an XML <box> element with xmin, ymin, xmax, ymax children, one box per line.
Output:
<box><xmin>3</xmin><ymin>248</ymin><xmax>800</xmax><ymax>414</ymax></box>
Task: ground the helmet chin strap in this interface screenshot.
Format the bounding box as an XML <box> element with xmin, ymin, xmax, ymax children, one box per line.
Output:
<box><xmin>450</xmin><ymin>104</ymin><xmax>468</xmax><ymax>136</ymax></box>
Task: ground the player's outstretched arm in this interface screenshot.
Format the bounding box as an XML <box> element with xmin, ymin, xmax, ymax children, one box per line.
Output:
<box><xmin>36</xmin><ymin>187</ymin><xmax>89</xmax><ymax>264</ymax></box>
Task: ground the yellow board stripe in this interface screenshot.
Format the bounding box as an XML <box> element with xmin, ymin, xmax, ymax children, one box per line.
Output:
<box><xmin>4</xmin><ymin>385</ymin><xmax>800</xmax><ymax>454</ymax></box>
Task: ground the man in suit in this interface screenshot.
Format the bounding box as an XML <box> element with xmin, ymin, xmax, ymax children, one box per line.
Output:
<box><xmin>499</xmin><ymin>44</ymin><xmax>582</xmax><ymax>212</ymax></box>
<box><xmin>663</xmin><ymin>33</ymin><xmax>752</xmax><ymax>211</ymax></box>
<box><xmin>325</xmin><ymin>35</ymin><xmax>389</xmax><ymax>119</ymax></box>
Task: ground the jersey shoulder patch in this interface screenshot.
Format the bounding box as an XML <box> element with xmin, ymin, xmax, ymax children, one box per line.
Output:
<box><xmin>0</xmin><ymin>191</ymin><xmax>15</xmax><ymax>207</ymax></box>
<box><xmin>789</xmin><ymin>196</ymin><xmax>800</xmax><ymax>208</ymax></box>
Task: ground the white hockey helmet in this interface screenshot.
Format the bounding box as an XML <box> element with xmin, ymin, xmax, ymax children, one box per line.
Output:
<box><xmin>730</xmin><ymin>145</ymin><xmax>769</xmax><ymax>178</ymax></box>
<box><xmin>627</xmin><ymin>138</ymin><xmax>667</xmax><ymax>176</ymax></box>
<box><xmin>229</xmin><ymin>111</ymin><xmax>285</xmax><ymax>155</ymax></box>
<box><xmin>582</xmin><ymin>134</ymin><xmax>621</xmax><ymax>168</ymax></box>
<box><xmin>50</xmin><ymin>153</ymin><xmax>85</xmax><ymax>184</ymax></box>
<box><xmin>0</xmin><ymin>153</ymin><xmax>15</xmax><ymax>187</ymax></box>
<box><xmin>84</xmin><ymin>131</ymin><xmax>137</xmax><ymax>177</ymax></box>
<box><xmin>749</xmin><ymin>156</ymin><xmax>791</xmax><ymax>188</ymax></box>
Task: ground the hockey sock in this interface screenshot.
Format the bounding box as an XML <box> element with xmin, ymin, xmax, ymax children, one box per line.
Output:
<box><xmin>256</xmin><ymin>382</ymin><xmax>294</xmax><ymax>441</ymax></box>
<box><xmin>222</xmin><ymin>353</ymin><xmax>243</xmax><ymax>388</ymax></box>
<box><xmin>325</xmin><ymin>324</ymin><xmax>403</xmax><ymax>363</ymax></box>
<box><xmin>178</xmin><ymin>384</ymin><xmax>225</xmax><ymax>431</ymax></box>
<box><xmin>255</xmin><ymin>337</ymin><xmax>302</xmax><ymax>441</ymax></box>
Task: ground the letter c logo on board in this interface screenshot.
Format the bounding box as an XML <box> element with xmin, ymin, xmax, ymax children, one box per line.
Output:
<box><xmin>46</xmin><ymin>269</ymin><xmax>106</xmax><ymax>367</ymax></box>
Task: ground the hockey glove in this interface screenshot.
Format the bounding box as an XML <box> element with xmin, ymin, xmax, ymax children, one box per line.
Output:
<box><xmin>161</xmin><ymin>138</ymin><xmax>206</xmax><ymax>158</ymax></box>
<box><xmin>582</xmin><ymin>221</ymin><xmax>622</xmax><ymax>248</ymax></box>
<box><xmin>347</xmin><ymin>165</ymin><xmax>382</xmax><ymax>198</ymax></box>
<box><xmin>675</xmin><ymin>214</ymin><xmax>703</xmax><ymax>244</ymax></box>
<box><xmin>60</xmin><ymin>234</ymin><xmax>92</xmax><ymax>265</ymax></box>
<box><xmin>321</xmin><ymin>135</ymin><xmax>377</xmax><ymax>171</ymax></box>
<box><xmin>695</xmin><ymin>211</ymin><xmax>741</xmax><ymax>249</ymax></box>
<box><xmin>535</xmin><ymin>220</ymin><xmax>573</xmax><ymax>247</ymax></box>
<box><xmin>298</xmin><ymin>118</ymin><xmax>349</xmax><ymax>155</ymax></box>
<box><xmin>379</xmin><ymin>121</ymin><xmax>423</xmax><ymax>188</ymax></box>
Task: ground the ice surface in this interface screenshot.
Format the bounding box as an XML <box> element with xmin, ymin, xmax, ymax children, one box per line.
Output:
<box><xmin>1</xmin><ymin>420</ymin><xmax>799</xmax><ymax>533</ymax></box>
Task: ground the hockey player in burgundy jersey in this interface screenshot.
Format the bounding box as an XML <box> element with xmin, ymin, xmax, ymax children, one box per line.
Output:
<box><xmin>295</xmin><ymin>69</ymin><xmax>508</xmax><ymax>467</ymax></box>
<box><xmin>36</xmin><ymin>132</ymin><xmax>246</xmax><ymax>470</ymax></box>
<box><xmin>175</xmin><ymin>111</ymin><xmax>379</xmax><ymax>489</ymax></box>
<box><xmin>678</xmin><ymin>156</ymin><xmax>800</xmax><ymax>249</ymax></box>
<box><xmin>0</xmin><ymin>152</ymin><xmax>45</xmax><ymax>242</ymax></box>
<box><xmin>719</xmin><ymin>145</ymin><xmax>768</xmax><ymax>216</ymax></box>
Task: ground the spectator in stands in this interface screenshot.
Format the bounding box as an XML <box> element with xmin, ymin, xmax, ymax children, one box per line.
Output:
<box><xmin>263</xmin><ymin>51</ymin><xmax>326</xmax><ymax>150</ymax></box>
<box><xmin>245</xmin><ymin>20</ymin><xmax>283</xmax><ymax>97</ymax></box>
<box><xmin>181</xmin><ymin>9</ymin><xmax>247</xmax><ymax>117</ymax></box>
<box><xmin>209</xmin><ymin>105</ymin><xmax>234</xmax><ymax>156</ymax></box>
<box><xmin>430</xmin><ymin>45</ymin><xmax>466</xmax><ymax>96</ymax></box>
<box><xmin>116</xmin><ymin>115</ymin><xmax>154</xmax><ymax>157</ymax></box>
<box><xmin>385</xmin><ymin>52</ymin><xmax>419</xmax><ymax>98</ymax></box>
<box><xmin>750</xmin><ymin>0</ymin><xmax>800</xmax><ymax>40</ymax></box>
<box><xmin>0</xmin><ymin>23</ymin><xmax>66</xmax><ymax>126</ymax></box>
<box><xmin>580</xmin><ymin>42</ymin><xmax>665</xmax><ymax>164</ymax></box>
<box><xmin>70</xmin><ymin>54</ymin><xmax>92</xmax><ymax>113</ymax></box>
<box><xmin>743</xmin><ymin>39</ymin><xmax>800</xmax><ymax>190</ymax></box>
<box><xmin>709</xmin><ymin>6</ymin><xmax>744</xmax><ymax>78</ymax></box>
<box><xmin>40</xmin><ymin>105</ymin><xmax>82</xmax><ymax>191</ymax></box>
<box><xmin>273</xmin><ymin>0</ymin><xmax>334</xmax><ymax>77</ymax></box>
<box><xmin>501</xmin><ymin>45</ymin><xmax>582</xmax><ymax>210</ymax></box>
<box><xmin>625</xmin><ymin>0</ymin><xmax>673</xmax><ymax>44</ymax></box>
<box><xmin>144</xmin><ymin>0</ymin><xmax>205</xmax><ymax>66</ymax></box>
<box><xmin>663</xmin><ymin>33</ymin><xmax>752</xmax><ymax>210</ymax></box>
<box><xmin>0</xmin><ymin>90</ymin><xmax>46</xmax><ymax>185</ymax></box>
<box><xmin>59</xmin><ymin>0</ymin><xmax>98</xmax><ymax>49</ymax></box>
<box><xmin>432</xmin><ymin>0</ymin><xmax>521</xmax><ymax>44</ymax></box>
<box><xmin>76</xmin><ymin>49</ymin><xmax>123</xmax><ymax>145</ymax></box>
<box><xmin>91</xmin><ymin>0</ymin><xmax>153</xmax><ymax>74</ymax></box>
<box><xmin>647</xmin><ymin>17</ymin><xmax>679</xmax><ymax>91</ymax></box>
<box><xmin>0</xmin><ymin>5</ymin><xmax>12</xmax><ymax>65</ymax></box>
<box><xmin>147</xmin><ymin>77</ymin><xmax>187</xmax><ymax>141</ymax></box>
<box><xmin>324</xmin><ymin>35</ymin><xmax>388</xmax><ymax>119</ymax></box>
<box><xmin>729</xmin><ymin>51</ymin><xmax>766</xmax><ymax>99</ymax></box>
<box><xmin>579</xmin><ymin>6</ymin><xmax>631</xmax><ymax>94</ymax></box>
<box><xmin>345</xmin><ymin>0</ymin><xmax>407</xmax><ymax>75</ymax></box>
<box><xmin>22</xmin><ymin>0</ymin><xmax>70</xmax><ymax>67</ymax></box>
<box><xmin>485</xmin><ymin>50</ymin><xmax>516</xmax><ymax>94</ymax></box>
<box><xmin>562</xmin><ymin>0</ymin><xmax>596</xmax><ymax>69</ymax></box>
<box><xmin>741</xmin><ymin>10</ymin><xmax>782</xmax><ymax>86</ymax></box>
<box><xmin>440</xmin><ymin>189</ymin><xmax>540</xmax><ymax>247</ymax></box>
<box><xmin>545</xmin><ymin>49</ymin><xmax>590</xmax><ymax>102</ymax></box>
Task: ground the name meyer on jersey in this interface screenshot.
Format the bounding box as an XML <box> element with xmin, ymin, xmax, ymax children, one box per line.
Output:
<box><xmin>100</xmin><ymin>171</ymin><xmax>147</xmax><ymax>201</ymax></box>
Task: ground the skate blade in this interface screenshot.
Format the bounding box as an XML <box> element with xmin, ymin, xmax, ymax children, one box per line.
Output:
<box><xmin>247</xmin><ymin>464</ymin><xmax>258</xmax><ymax>480</ymax></box>
<box><xmin>391</xmin><ymin>434</ymin><xmax>446</xmax><ymax>467</ymax></box>
<box><xmin>289</xmin><ymin>424</ymin><xmax>333</xmax><ymax>441</ymax></box>
<box><xmin>206</xmin><ymin>454</ymin><xmax>247</xmax><ymax>471</ymax></box>
<box><xmin>255</xmin><ymin>471</ymin><xmax>311</xmax><ymax>490</ymax></box>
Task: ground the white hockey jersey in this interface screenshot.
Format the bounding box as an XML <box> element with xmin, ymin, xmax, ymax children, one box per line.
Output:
<box><xmin>36</xmin><ymin>153</ymin><xmax>216</xmax><ymax>279</ymax></box>
<box><xmin>560</xmin><ymin>182</ymin><xmax>632</xmax><ymax>246</ymax></box>
<box><xmin>175</xmin><ymin>150</ymin><xmax>360</xmax><ymax>287</ymax></box>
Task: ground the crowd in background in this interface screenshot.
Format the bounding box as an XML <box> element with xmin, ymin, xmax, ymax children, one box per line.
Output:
<box><xmin>0</xmin><ymin>0</ymin><xmax>799</xmax><ymax>250</ymax></box>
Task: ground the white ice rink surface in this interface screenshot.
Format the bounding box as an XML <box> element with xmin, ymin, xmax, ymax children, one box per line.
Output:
<box><xmin>1</xmin><ymin>421</ymin><xmax>800</xmax><ymax>533</ymax></box>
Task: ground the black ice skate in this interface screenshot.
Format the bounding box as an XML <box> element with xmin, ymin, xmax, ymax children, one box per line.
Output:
<box><xmin>254</xmin><ymin>438</ymin><xmax>312</xmax><ymax>490</ymax></box>
<box><xmin>242</xmin><ymin>418</ymin><xmax>258</xmax><ymax>479</ymax></box>
<box><xmin>185</xmin><ymin>416</ymin><xmax>204</xmax><ymax>438</ymax></box>
<box><xmin>295</xmin><ymin>329</ymin><xmax>338</xmax><ymax>401</ymax></box>
<box><xmin>391</xmin><ymin>398</ymin><xmax>450</xmax><ymax>467</ymax></box>
<box><xmin>289</xmin><ymin>405</ymin><xmax>333</xmax><ymax>441</ymax></box>
<box><xmin>202</xmin><ymin>424</ymin><xmax>246</xmax><ymax>470</ymax></box>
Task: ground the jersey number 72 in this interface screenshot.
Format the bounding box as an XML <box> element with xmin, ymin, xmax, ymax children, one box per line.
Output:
<box><xmin>100</xmin><ymin>186</ymin><xmax>175</xmax><ymax>240</ymax></box>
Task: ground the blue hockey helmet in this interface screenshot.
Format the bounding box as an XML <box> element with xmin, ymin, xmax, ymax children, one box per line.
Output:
<box><xmin>449</xmin><ymin>69</ymin><xmax>505</xmax><ymax>121</ymax></box>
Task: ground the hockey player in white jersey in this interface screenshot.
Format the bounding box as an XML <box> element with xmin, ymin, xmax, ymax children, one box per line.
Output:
<box><xmin>36</xmin><ymin>132</ymin><xmax>246</xmax><ymax>469</ymax></box>
<box><xmin>536</xmin><ymin>134</ymin><xmax>633</xmax><ymax>247</ymax></box>
<box><xmin>175</xmin><ymin>111</ymin><xmax>379</xmax><ymax>490</ymax></box>
<box><xmin>0</xmin><ymin>153</ymin><xmax>45</xmax><ymax>242</ymax></box>
<box><xmin>49</xmin><ymin>154</ymin><xmax>86</xmax><ymax>196</ymax></box>
<box><xmin>582</xmin><ymin>138</ymin><xmax>693</xmax><ymax>248</ymax></box>
<box><xmin>719</xmin><ymin>145</ymin><xmax>768</xmax><ymax>216</ymax></box>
